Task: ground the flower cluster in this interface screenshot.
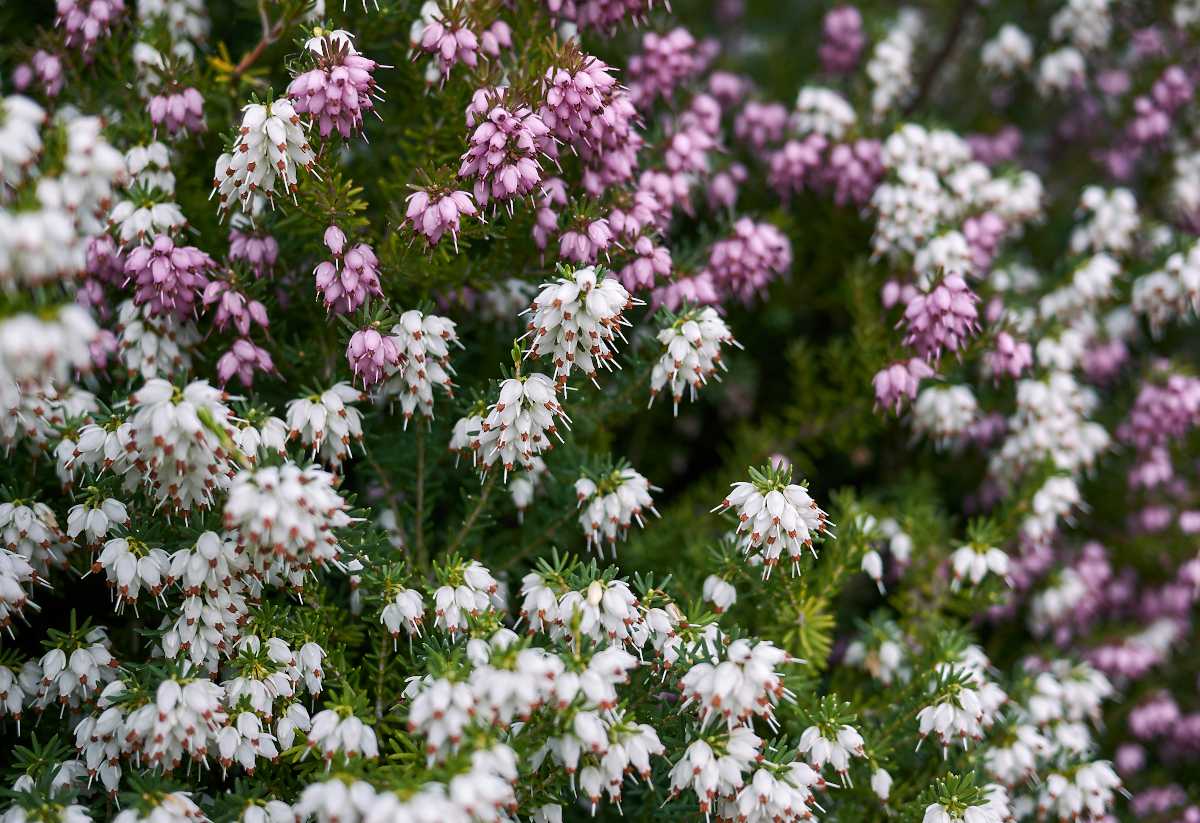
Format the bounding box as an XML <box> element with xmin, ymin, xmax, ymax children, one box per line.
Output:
<box><xmin>455</xmin><ymin>373</ymin><xmax>568</xmax><ymax>477</ymax></box>
<box><xmin>403</xmin><ymin>188</ymin><xmax>477</xmax><ymax>248</ymax></box>
<box><xmin>288</xmin><ymin>31</ymin><xmax>382</xmax><ymax>139</ymax></box>
<box><xmin>213</xmin><ymin>100</ymin><xmax>316</xmax><ymax>213</ymax></box>
<box><xmin>649</xmin><ymin>306</ymin><xmax>738</xmax><ymax>414</ymax></box>
<box><xmin>379</xmin><ymin>310</ymin><xmax>460</xmax><ymax>425</ymax></box>
<box><xmin>57</xmin><ymin>0</ymin><xmax>126</xmax><ymax>53</ymax></box>
<box><xmin>704</xmin><ymin>219</ymin><xmax>792</xmax><ymax>304</ymax></box>
<box><xmin>286</xmin><ymin>383</ymin><xmax>365</xmax><ymax>469</ymax></box>
<box><xmin>574</xmin><ymin>466</ymin><xmax>658</xmax><ymax>555</ymax></box>
<box><xmin>314</xmin><ymin>228</ymin><xmax>383</xmax><ymax>315</ymax></box>
<box><xmin>521</xmin><ymin>265</ymin><xmax>638</xmax><ymax>388</ymax></box>
<box><xmin>126</xmin><ymin>379</ymin><xmax>237</xmax><ymax>514</ymax></box>
<box><xmin>459</xmin><ymin>88</ymin><xmax>548</xmax><ymax>207</ymax></box>
<box><xmin>223</xmin><ymin>462</ymin><xmax>354</xmax><ymax>587</ymax></box>
<box><xmin>714</xmin><ymin>464</ymin><xmax>833</xmax><ymax>578</ymax></box>
<box><xmin>4</xmin><ymin>1</ymin><xmax>1200</xmax><ymax>821</ymax></box>
<box><xmin>148</xmin><ymin>87</ymin><xmax>205</xmax><ymax>136</ymax></box>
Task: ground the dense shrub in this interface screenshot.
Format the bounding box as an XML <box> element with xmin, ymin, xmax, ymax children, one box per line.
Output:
<box><xmin>1</xmin><ymin>0</ymin><xmax>1199</xmax><ymax>821</ymax></box>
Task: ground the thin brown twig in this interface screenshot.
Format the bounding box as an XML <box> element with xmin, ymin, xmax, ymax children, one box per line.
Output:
<box><xmin>414</xmin><ymin>425</ymin><xmax>427</xmax><ymax>569</ymax></box>
<box><xmin>373</xmin><ymin>631</ymin><xmax>388</xmax><ymax>720</ymax></box>
<box><xmin>498</xmin><ymin>508</ymin><xmax>577</xmax><ymax>573</ymax></box>
<box><xmin>230</xmin><ymin>0</ymin><xmax>287</xmax><ymax>81</ymax></box>
<box><xmin>363</xmin><ymin>449</ymin><xmax>409</xmax><ymax>551</ymax></box>
<box><xmin>902</xmin><ymin>0</ymin><xmax>976</xmax><ymax>116</ymax></box>
<box><xmin>445</xmin><ymin>473</ymin><xmax>498</xmax><ymax>557</ymax></box>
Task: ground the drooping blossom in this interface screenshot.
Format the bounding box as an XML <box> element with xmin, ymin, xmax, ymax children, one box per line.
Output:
<box><xmin>626</xmin><ymin>28</ymin><xmax>706</xmax><ymax>109</ymax></box>
<box><xmin>967</xmin><ymin>126</ymin><xmax>1022</xmax><ymax>165</ymax></box>
<box><xmin>574</xmin><ymin>467</ymin><xmax>659</xmax><ymax>555</ymax></box>
<box><xmin>819</xmin><ymin>139</ymin><xmax>884</xmax><ymax>206</ymax></box>
<box><xmin>618</xmin><ymin>235</ymin><xmax>672</xmax><ymax>292</ymax></box>
<box><xmin>380</xmin><ymin>310</ymin><xmax>461</xmax><ymax>426</ymax></box>
<box><xmin>539</xmin><ymin>56</ymin><xmax>619</xmax><ymax>144</ymax></box>
<box><xmin>650</xmin><ymin>271</ymin><xmax>721</xmax><ymax>311</ymax></box>
<box><xmin>558</xmin><ymin>218</ymin><xmax>614</xmax><ymax>264</ymax></box>
<box><xmin>873</xmin><ymin>358</ymin><xmax>935</xmax><ymax>414</ymax></box>
<box><xmin>713</xmin><ymin>468</ymin><xmax>833</xmax><ymax>578</ymax></box>
<box><xmin>404</xmin><ymin>189</ymin><xmax>477</xmax><ymax>249</ymax></box>
<box><xmin>217</xmin><ymin>338</ymin><xmax>275</xmax><ymax>386</ymax></box>
<box><xmin>123</xmin><ymin>234</ymin><xmax>215</xmax><ymax>319</ymax></box>
<box><xmin>708</xmin><ymin>70</ymin><xmax>752</xmax><ymax>107</ymax></box>
<box><xmin>734</xmin><ymin>101</ymin><xmax>788</xmax><ymax>150</ymax></box>
<box><xmin>902</xmin><ymin>274</ymin><xmax>981</xmax><ymax>361</ymax></box>
<box><xmin>480</xmin><ymin>20</ymin><xmax>512</xmax><ymax>57</ymax></box>
<box><xmin>57</xmin><ymin>0</ymin><xmax>126</xmax><ymax>53</ymax></box>
<box><xmin>984</xmin><ymin>332</ymin><xmax>1033</xmax><ymax>382</ymax></box>
<box><xmin>313</xmin><ymin>241</ymin><xmax>383</xmax><ymax>315</ymax></box>
<box><xmin>228</xmin><ymin>224</ymin><xmax>279</xmax><ymax>278</ymax></box>
<box><xmin>819</xmin><ymin>5</ymin><xmax>865</xmax><ymax>74</ymax></box>
<box><xmin>708</xmin><ymin>163</ymin><xmax>748</xmax><ymax>210</ymax></box>
<box><xmin>224</xmin><ymin>462</ymin><xmax>353</xmax><ymax>585</ymax></box>
<box><xmin>521</xmin><ymin>265</ymin><xmax>638</xmax><ymax>388</ymax></box>
<box><xmin>650</xmin><ymin>307</ymin><xmax>738</xmax><ymax>414</ymax></box>
<box><xmin>542</xmin><ymin>0</ymin><xmax>654</xmax><ymax>32</ymax></box>
<box><xmin>149</xmin><ymin>87</ymin><xmax>205</xmax><ymax>135</ymax></box>
<box><xmin>663</xmin><ymin>116</ymin><xmax>718</xmax><ymax>177</ymax></box>
<box><xmin>412</xmin><ymin>2</ymin><xmax>482</xmax><ymax>77</ymax></box>
<box><xmin>1127</xmin><ymin>66</ymin><xmax>1193</xmax><ymax>146</ymax></box>
<box><xmin>29</xmin><ymin>51</ymin><xmax>65</xmax><ymax>98</ymax></box>
<box><xmin>86</xmin><ymin>235</ymin><xmax>125</xmax><ymax>286</ymax></box>
<box><xmin>539</xmin><ymin>54</ymin><xmax>643</xmax><ymax>195</ymax></box>
<box><xmin>287</xmin><ymin>30</ymin><xmax>383</xmax><ymax>139</ymax></box>
<box><xmin>793</xmin><ymin>87</ymin><xmax>857</xmax><ymax>140</ymax></box>
<box><xmin>202</xmin><ymin>280</ymin><xmax>269</xmax><ymax>335</ymax></box>
<box><xmin>1117</xmin><ymin>374</ymin><xmax>1200</xmax><ymax>454</ymax></box>
<box><xmin>346</xmin><ymin>327</ymin><xmax>401</xmax><ymax>388</ymax></box>
<box><xmin>769</xmin><ymin>135</ymin><xmax>829</xmax><ymax>199</ymax></box>
<box><xmin>212</xmin><ymin>99</ymin><xmax>316</xmax><ymax>214</ymax></box>
<box><xmin>962</xmin><ymin>212</ymin><xmax>1006</xmax><ymax>271</ymax></box>
<box><xmin>458</xmin><ymin>90</ymin><xmax>549</xmax><ymax>206</ymax></box>
<box><xmin>455</xmin><ymin>373</ymin><xmax>569</xmax><ymax>477</ymax></box>
<box><xmin>705</xmin><ymin>219</ymin><xmax>792</xmax><ymax>304</ymax></box>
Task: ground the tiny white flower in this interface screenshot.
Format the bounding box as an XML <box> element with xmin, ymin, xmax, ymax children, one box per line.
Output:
<box><xmin>713</xmin><ymin>468</ymin><xmax>833</xmax><ymax>578</ymax></box>
<box><xmin>286</xmin><ymin>383</ymin><xmax>365</xmax><ymax>469</ymax></box>
<box><xmin>650</xmin><ymin>307</ymin><xmax>739</xmax><ymax>415</ymax></box>
<box><xmin>380</xmin><ymin>310</ymin><xmax>461</xmax><ymax>426</ymax></box>
<box><xmin>66</xmin><ymin>499</ymin><xmax>128</xmax><ymax>545</ymax></box>
<box><xmin>223</xmin><ymin>462</ymin><xmax>354</xmax><ymax>590</ymax></box>
<box><xmin>460</xmin><ymin>373</ymin><xmax>569</xmax><ymax>478</ymax></box>
<box><xmin>871</xmin><ymin>767</ymin><xmax>893</xmax><ymax>801</ymax></box>
<box><xmin>381</xmin><ymin>588</ymin><xmax>425</xmax><ymax>642</ymax></box>
<box><xmin>793</xmin><ymin>86</ymin><xmax>856</xmax><ymax>139</ymax></box>
<box><xmin>213</xmin><ymin>99</ymin><xmax>316</xmax><ymax>214</ymax></box>
<box><xmin>862</xmin><ymin>549</ymin><xmax>885</xmax><ymax>593</ymax></box>
<box><xmin>949</xmin><ymin>544</ymin><xmax>1010</xmax><ymax>589</ymax></box>
<box><xmin>982</xmin><ymin>24</ymin><xmax>1033</xmax><ymax>76</ymax></box>
<box><xmin>798</xmin><ymin>722</ymin><xmax>866</xmax><ymax>783</ymax></box>
<box><xmin>521</xmin><ymin>266</ymin><xmax>640</xmax><ymax>388</ymax></box>
<box><xmin>575</xmin><ymin>467</ymin><xmax>659</xmax><ymax>556</ymax></box>
<box><xmin>305</xmin><ymin>709</ymin><xmax>379</xmax><ymax>766</ymax></box>
<box><xmin>702</xmin><ymin>575</ymin><xmax>737</xmax><ymax>612</ymax></box>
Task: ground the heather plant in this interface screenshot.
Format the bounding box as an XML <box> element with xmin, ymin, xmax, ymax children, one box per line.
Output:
<box><xmin>1</xmin><ymin>0</ymin><xmax>1199</xmax><ymax>821</ymax></box>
